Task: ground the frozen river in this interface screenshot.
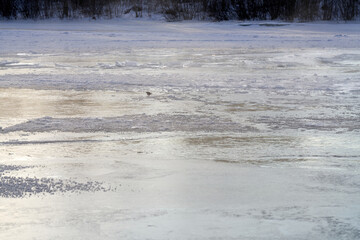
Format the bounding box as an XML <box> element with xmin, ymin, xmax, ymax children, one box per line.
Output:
<box><xmin>0</xmin><ymin>20</ymin><xmax>359</xmax><ymax>239</ymax></box>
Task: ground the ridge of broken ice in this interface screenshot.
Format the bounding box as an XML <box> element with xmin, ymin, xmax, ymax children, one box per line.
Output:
<box><xmin>1</xmin><ymin>114</ymin><xmax>257</xmax><ymax>133</ymax></box>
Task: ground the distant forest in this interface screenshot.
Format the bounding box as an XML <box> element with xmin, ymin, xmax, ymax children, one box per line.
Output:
<box><xmin>0</xmin><ymin>0</ymin><xmax>359</xmax><ymax>21</ymax></box>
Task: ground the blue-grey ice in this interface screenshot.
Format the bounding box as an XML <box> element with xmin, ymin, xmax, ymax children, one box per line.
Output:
<box><xmin>0</xmin><ymin>20</ymin><xmax>359</xmax><ymax>240</ymax></box>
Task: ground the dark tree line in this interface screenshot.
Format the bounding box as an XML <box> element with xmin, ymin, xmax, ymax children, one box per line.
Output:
<box><xmin>1</xmin><ymin>0</ymin><xmax>359</xmax><ymax>20</ymax></box>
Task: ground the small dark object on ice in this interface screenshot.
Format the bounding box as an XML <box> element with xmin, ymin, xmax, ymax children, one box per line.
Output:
<box><xmin>146</xmin><ymin>92</ymin><xmax>152</xmax><ymax>96</ymax></box>
<box><xmin>92</xmin><ymin>16</ymin><xmax>96</xmax><ymax>20</ymax></box>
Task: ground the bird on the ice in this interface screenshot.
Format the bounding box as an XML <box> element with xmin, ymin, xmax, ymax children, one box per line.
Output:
<box><xmin>146</xmin><ymin>92</ymin><xmax>152</xmax><ymax>96</ymax></box>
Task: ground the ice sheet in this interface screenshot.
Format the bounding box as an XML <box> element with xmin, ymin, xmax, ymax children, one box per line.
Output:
<box><xmin>0</xmin><ymin>20</ymin><xmax>359</xmax><ymax>239</ymax></box>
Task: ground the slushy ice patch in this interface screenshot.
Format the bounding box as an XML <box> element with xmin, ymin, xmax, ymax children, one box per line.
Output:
<box><xmin>0</xmin><ymin>164</ymin><xmax>108</xmax><ymax>198</ymax></box>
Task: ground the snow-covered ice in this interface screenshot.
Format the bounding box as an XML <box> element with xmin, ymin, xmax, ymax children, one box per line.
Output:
<box><xmin>0</xmin><ymin>20</ymin><xmax>359</xmax><ymax>239</ymax></box>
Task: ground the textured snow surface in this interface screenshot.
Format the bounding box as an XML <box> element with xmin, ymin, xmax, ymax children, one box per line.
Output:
<box><xmin>0</xmin><ymin>20</ymin><xmax>359</xmax><ymax>239</ymax></box>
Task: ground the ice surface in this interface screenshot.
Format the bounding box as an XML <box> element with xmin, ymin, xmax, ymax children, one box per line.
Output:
<box><xmin>0</xmin><ymin>20</ymin><xmax>359</xmax><ymax>239</ymax></box>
